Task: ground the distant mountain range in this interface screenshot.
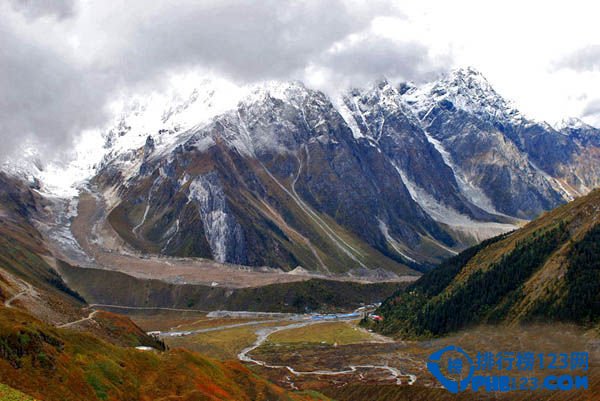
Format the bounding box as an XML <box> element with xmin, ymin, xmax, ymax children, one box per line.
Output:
<box><xmin>9</xmin><ymin>67</ymin><xmax>600</xmax><ymax>277</ymax></box>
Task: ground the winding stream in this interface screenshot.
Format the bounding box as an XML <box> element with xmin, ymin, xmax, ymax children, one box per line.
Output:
<box><xmin>152</xmin><ymin>309</ymin><xmax>418</xmax><ymax>385</ymax></box>
<box><xmin>237</xmin><ymin>319</ymin><xmax>417</xmax><ymax>385</ymax></box>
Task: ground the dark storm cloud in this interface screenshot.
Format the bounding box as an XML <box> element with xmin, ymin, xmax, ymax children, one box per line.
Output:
<box><xmin>319</xmin><ymin>36</ymin><xmax>448</xmax><ymax>85</ymax></box>
<box><xmin>91</xmin><ymin>0</ymin><xmax>395</xmax><ymax>83</ymax></box>
<box><xmin>582</xmin><ymin>98</ymin><xmax>600</xmax><ymax>117</ymax></box>
<box><xmin>0</xmin><ymin>12</ymin><xmax>108</xmax><ymax>159</ymax></box>
<box><xmin>0</xmin><ymin>0</ymin><xmax>448</xmax><ymax>162</ymax></box>
<box><xmin>555</xmin><ymin>45</ymin><xmax>600</xmax><ymax>71</ymax></box>
<box><xmin>9</xmin><ymin>0</ymin><xmax>76</xmax><ymax>19</ymax></box>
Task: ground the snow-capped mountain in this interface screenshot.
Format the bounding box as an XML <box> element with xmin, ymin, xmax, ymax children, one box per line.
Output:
<box><xmin>556</xmin><ymin>117</ymin><xmax>600</xmax><ymax>146</ymax></box>
<box><xmin>9</xmin><ymin>67</ymin><xmax>600</xmax><ymax>276</ymax></box>
<box><xmin>403</xmin><ymin>68</ymin><xmax>600</xmax><ymax>209</ymax></box>
<box><xmin>402</xmin><ymin>68</ymin><xmax>567</xmax><ymax>216</ymax></box>
<box><xmin>404</xmin><ymin>67</ymin><xmax>526</xmax><ymax>126</ymax></box>
<box><xmin>97</xmin><ymin>80</ymin><xmax>451</xmax><ymax>275</ymax></box>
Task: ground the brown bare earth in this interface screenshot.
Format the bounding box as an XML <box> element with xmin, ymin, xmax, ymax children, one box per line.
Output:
<box><xmin>322</xmin><ymin>324</ymin><xmax>600</xmax><ymax>401</ymax></box>
<box><xmin>255</xmin><ymin>324</ymin><xmax>598</xmax><ymax>399</ymax></box>
<box><xmin>68</xmin><ymin>191</ymin><xmax>418</xmax><ymax>288</ymax></box>
<box><xmin>125</xmin><ymin>308</ymin><xmax>599</xmax><ymax>400</ymax></box>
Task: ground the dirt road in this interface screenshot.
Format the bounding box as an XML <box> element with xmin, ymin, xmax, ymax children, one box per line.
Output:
<box><xmin>5</xmin><ymin>280</ymin><xmax>36</xmax><ymax>308</ymax></box>
<box><xmin>238</xmin><ymin>316</ymin><xmax>417</xmax><ymax>386</ymax></box>
<box><xmin>58</xmin><ymin>310</ymin><xmax>99</xmax><ymax>328</ymax></box>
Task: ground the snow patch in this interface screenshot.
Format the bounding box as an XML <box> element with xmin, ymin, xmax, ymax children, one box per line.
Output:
<box><xmin>404</xmin><ymin>67</ymin><xmax>528</xmax><ymax>126</ymax></box>
<box><xmin>334</xmin><ymin>97</ymin><xmax>364</xmax><ymax>139</ymax></box>
<box><xmin>528</xmin><ymin>161</ymin><xmax>576</xmax><ymax>201</ymax></box>
<box><xmin>377</xmin><ymin>219</ymin><xmax>417</xmax><ymax>263</ymax></box>
<box><xmin>393</xmin><ymin>164</ymin><xmax>516</xmax><ymax>242</ymax></box>
<box><xmin>188</xmin><ymin>172</ymin><xmax>244</xmax><ymax>263</ymax></box>
<box><xmin>420</xmin><ymin>130</ymin><xmax>502</xmax><ymax>216</ymax></box>
<box><xmin>132</xmin><ymin>176</ymin><xmax>162</xmax><ymax>235</ymax></box>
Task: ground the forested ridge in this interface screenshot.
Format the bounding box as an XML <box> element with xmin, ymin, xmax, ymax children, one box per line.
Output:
<box><xmin>374</xmin><ymin>216</ymin><xmax>600</xmax><ymax>337</ymax></box>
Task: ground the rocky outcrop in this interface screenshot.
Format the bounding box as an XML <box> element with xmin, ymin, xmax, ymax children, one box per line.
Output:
<box><xmin>90</xmin><ymin>71</ymin><xmax>600</xmax><ymax>274</ymax></box>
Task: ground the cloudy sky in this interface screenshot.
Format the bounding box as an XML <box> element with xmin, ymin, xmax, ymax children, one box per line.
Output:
<box><xmin>2</xmin><ymin>0</ymin><xmax>600</xmax><ymax>163</ymax></box>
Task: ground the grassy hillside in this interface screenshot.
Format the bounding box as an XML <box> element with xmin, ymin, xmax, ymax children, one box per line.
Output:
<box><xmin>0</xmin><ymin>383</ymin><xmax>38</xmax><ymax>401</ymax></box>
<box><xmin>0</xmin><ymin>306</ymin><xmax>329</xmax><ymax>401</ymax></box>
<box><xmin>323</xmin><ymin>381</ymin><xmax>598</xmax><ymax>401</ymax></box>
<box><xmin>374</xmin><ymin>189</ymin><xmax>600</xmax><ymax>337</ymax></box>
<box><xmin>0</xmin><ymin>174</ymin><xmax>87</xmax><ymax>325</ymax></box>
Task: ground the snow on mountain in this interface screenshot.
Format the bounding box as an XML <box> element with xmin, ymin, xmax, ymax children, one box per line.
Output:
<box><xmin>100</xmin><ymin>77</ymin><xmax>251</xmax><ymax>178</ymax></box>
<box><xmin>12</xmin><ymin>66</ymin><xmax>591</xmax><ymax>201</ymax></box>
<box><xmin>4</xmin><ymin>66</ymin><xmax>600</xmax><ymax>273</ymax></box>
<box><xmin>398</xmin><ymin>66</ymin><xmax>597</xmax><ymax>218</ymax></box>
<box><xmin>403</xmin><ymin>67</ymin><xmax>526</xmax><ymax>126</ymax></box>
<box><xmin>419</xmin><ymin>129</ymin><xmax>504</xmax><ymax>216</ymax></box>
<box><xmin>6</xmin><ymin>66</ymin><xmax>595</xmax><ymax>199</ymax></box>
<box><xmin>188</xmin><ymin>172</ymin><xmax>246</xmax><ymax>263</ymax></box>
<box><xmin>335</xmin><ymin>96</ymin><xmax>366</xmax><ymax>140</ymax></box>
<box><xmin>394</xmin><ymin>163</ymin><xmax>515</xmax><ymax>243</ymax></box>
<box><xmin>6</xmin><ymin>76</ymin><xmax>250</xmax><ymax>198</ymax></box>
<box><xmin>555</xmin><ymin>117</ymin><xmax>594</xmax><ymax>131</ymax></box>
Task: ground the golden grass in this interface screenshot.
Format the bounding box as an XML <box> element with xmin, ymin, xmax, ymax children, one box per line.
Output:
<box><xmin>268</xmin><ymin>321</ymin><xmax>373</xmax><ymax>346</ymax></box>
<box><xmin>0</xmin><ymin>383</ymin><xmax>38</xmax><ymax>401</ymax></box>
<box><xmin>0</xmin><ymin>306</ymin><xmax>329</xmax><ymax>401</ymax></box>
<box><xmin>125</xmin><ymin>310</ymin><xmax>209</xmax><ymax>331</ymax></box>
<box><xmin>166</xmin><ymin>325</ymin><xmax>259</xmax><ymax>360</ymax></box>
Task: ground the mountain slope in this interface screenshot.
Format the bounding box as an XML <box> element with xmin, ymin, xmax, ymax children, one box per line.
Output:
<box><xmin>0</xmin><ymin>173</ymin><xmax>329</xmax><ymax>401</ymax></box>
<box><xmin>24</xmin><ymin>68</ymin><xmax>600</xmax><ymax>277</ymax></box>
<box><xmin>375</xmin><ymin>188</ymin><xmax>600</xmax><ymax>337</ymax></box>
<box><xmin>403</xmin><ymin>67</ymin><xmax>574</xmax><ymax>218</ymax></box>
<box><xmin>97</xmin><ymin>83</ymin><xmax>453</xmax><ymax>274</ymax></box>
<box><xmin>0</xmin><ymin>173</ymin><xmax>87</xmax><ymax>324</ymax></box>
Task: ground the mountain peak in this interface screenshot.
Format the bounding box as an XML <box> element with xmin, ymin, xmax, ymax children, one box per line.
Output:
<box><xmin>446</xmin><ymin>67</ymin><xmax>495</xmax><ymax>93</ymax></box>
<box><xmin>403</xmin><ymin>66</ymin><xmax>523</xmax><ymax>124</ymax></box>
<box><xmin>555</xmin><ymin>117</ymin><xmax>595</xmax><ymax>131</ymax></box>
<box><xmin>374</xmin><ymin>77</ymin><xmax>391</xmax><ymax>89</ymax></box>
<box><xmin>450</xmin><ymin>66</ymin><xmax>485</xmax><ymax>78</ymax></box>
<box><xmin>245</xmin><ymin>80</ymin><xmax>311</xmax><ymax>102</ymax></box>
<box><xmin>344</xmin><ymin>77</ymin><xmax>411</xmax><ymax>118</ymax></box>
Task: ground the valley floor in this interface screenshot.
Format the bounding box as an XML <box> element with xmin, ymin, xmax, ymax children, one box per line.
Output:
<box><xmin>119</xmin><ymin>308</ymin><xmax>600</xmax><ymax>400</ymax></box>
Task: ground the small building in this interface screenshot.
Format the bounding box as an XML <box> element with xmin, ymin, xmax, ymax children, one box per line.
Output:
<box><xmin>369</xmin><ymin>314</ymin><xmax>383</xmax><ymax>322</ymax></box>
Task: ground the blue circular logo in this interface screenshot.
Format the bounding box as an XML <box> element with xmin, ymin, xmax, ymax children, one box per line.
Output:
<box><xmin>427</xmin><ymin>345</ymin><xmax>474</xmax><ymax>393</ymax></box>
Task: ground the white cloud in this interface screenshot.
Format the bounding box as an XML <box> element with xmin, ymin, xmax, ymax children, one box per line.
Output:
<box><xmin>380</xmin><ymin>1</ymin><xmax>600</xmax><ymax>125</ymax></box>
<box><xmin>1</xmin><ymin>0</ymin><xmax>410</xmax><ymax>162</ymax></box>
<box><xmin>3</xmin><ymin>0</ymin><xmax>600</xmax><ymax>164</ymax></box>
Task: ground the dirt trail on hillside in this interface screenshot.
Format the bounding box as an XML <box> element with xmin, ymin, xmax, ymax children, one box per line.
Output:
<box><xmin>58</xmin><ymin>310</ymin><xmax>99</xmax><ymax>328</ymax></box>
<box><xmin>5</xmin><ymin>280</ymin><xmax>36</xmax><ymax>308</ymax></box>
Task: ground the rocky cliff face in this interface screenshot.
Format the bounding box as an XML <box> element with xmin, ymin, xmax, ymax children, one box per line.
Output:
<box><xmin>554</xmin><ymin>117</ymin><xmax>600</xmax><ymax>193</ymax></box>
<box><xmin>403</xmin><ymin>68</ymin><xmax>565</xmax><ymax>218</ymax></box>
<box><xmin>87</xmin><ymin>69</ymin><xmax>600</xmax><ymax>275</ymax></box>
<box><xmin>403</xmin><ymin>68</ymin><xmax>599</xmax><ymax>217</ymax></box>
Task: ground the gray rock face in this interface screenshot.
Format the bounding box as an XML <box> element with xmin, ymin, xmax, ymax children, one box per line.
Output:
<box><xmin>402</xmin><ymin>67</ymin><xmax>595</xmax><ymax>218</ymax></box>
<box><xmin>341</xmin><ymin>79</ymin><xmax>498</xmax><ymax>222</ymax></box>
<box><xmin>187</xmin><ymin>172</ymin><xmax>246</xmax><ymax>264</ymax></box>
<box><xmin>92</xmin><ymin>71</ymin><xmax>600</xmax><ymax>274</ymax></box>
